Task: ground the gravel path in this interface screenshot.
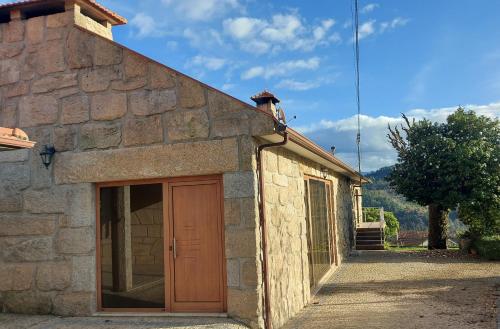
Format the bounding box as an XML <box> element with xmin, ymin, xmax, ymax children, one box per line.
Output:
<box><xmin>0</xmin><ymin>314</ymin><xmax>248</xmax><ymax>329</ymax></box>
<box><xmin>282</xmin><ymin>250</ymin><xmax>500</xmax><ymax>329</ymax></box>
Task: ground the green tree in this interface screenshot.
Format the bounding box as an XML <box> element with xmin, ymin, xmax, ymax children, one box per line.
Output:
<box><xmin>387</xmin><ymin>108</ymin><xmax>499</xmax><ymax>249</ymax></box>
<box><xmin>363</xmin><ymin>208</ymin><xmax>400</xmax><ymax>238</ymax></box>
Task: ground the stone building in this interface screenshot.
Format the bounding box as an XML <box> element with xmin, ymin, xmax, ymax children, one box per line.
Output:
<box><xmin>0</xmin><ymin>1</ymin><xmax>366</xmax><ymax>328</ymax></box>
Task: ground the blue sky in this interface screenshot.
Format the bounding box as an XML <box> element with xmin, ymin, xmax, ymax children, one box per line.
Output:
<box><xmin>8</xmin><ymin>0</ymin><xmax>500</xmax><ymax>171</ymax></box>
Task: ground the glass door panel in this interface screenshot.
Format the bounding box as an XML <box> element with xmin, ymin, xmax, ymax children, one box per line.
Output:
<box><xmin>100</xmin><ymin>183</ymin><xmax>165</xmax><ymax>309</ymax></box>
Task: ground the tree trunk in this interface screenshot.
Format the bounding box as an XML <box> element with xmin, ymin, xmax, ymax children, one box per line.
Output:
<box><xmin>428</xmin><ymin>203</ymin><xmax>448</xmax><ymax>249</ymax></box>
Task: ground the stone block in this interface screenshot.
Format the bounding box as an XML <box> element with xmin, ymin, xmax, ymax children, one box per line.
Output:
<box><xmin>225</xmin><ymin>229</ymin><xmax>257</xmax><ymax>258</ymax></box>
<box><xmin>81</xmin><ymin>66</ymin><xmax>120</xmax><ymax>92</ymax></box>
<box><xmin>123</xmin><ymin>115</ymin><xmax>163</xmax><ymax>146</ymax></box>
<box><xmin>227</xmin><ymin>258</ymin><xmax>240</xmax><ymax>287</ymax></box>
<box><xmin>94</xmin><ymin>37</ymin><xmax>122</xmax><ymax>66</ymax></box>
<box><xmin>123</xmin><ymin>51</ymin><xmax>148</xmax><ymax>78</ymax></box>
<box><xmin>46</xmin><ymin>12</ymin><xmax>71</xmax><ymax>28</ymax></box>
<box><xmin>224</xmin><ymin>198</ymin><xmax>241</xmax><ymax>226</ymax></box>
<box><xmin>71</xmin><ymin>256</ymin><xmax>95</xmax><ymax>292</ymax></box>
<box><xmin>240</xmin><ymin>198</ymin><xmax>258</xmax><ymax>228</ymax></box>
<box><xmin>207</xmin><ymin>89</ymin><xmax>248</xmax><ymax>118</ymax></box>
<box><xmin>0</xmin><ymin>43</ymin><xmax>24</xmax><ymax>59</ymax></box>
<box><xmin>46</xmin><ymin>27</ymin><xmax>65</xmax><ymax>40</ymax></box>
<box><xmin>67</xmin><ymin>28</ymin><xmax>93</xmax><ymax>69</ymax></box>
<box><xmin>165</xmin><ymin>109</ymin><xmax>209</xmax><ymax>141</ymax></box>
<box><xmin>212</xmin><ymin>116</ymin><xmax>250</xmax><ymax>138</ymax></box>
<box><xmin>55</xmin><ymin>139</ymin><xmax>239</xmax><ymax>184</ymax></box>
<box><xmin>238</xmin><ymin>135</ymin><xmax>256</xmax><ymax>171</ymax></box>
<box><xmin>272</xmin><ymin>173</ymin><xmax>288</xmax><ymax>187</ymax></box>
<box><xmin>150</xmin><ymin>63</ymin><xmax>176</xmax><ymax>89</ymax></box>
<box><xmin>36</xmin><ymin>263</ymin><xmax>71</xmax><ymax>291</ymax></box>
<box><xmin>227</xmin><ymin>288</ymin><xmax>260</xmax><ymax>325</ymax></box>
<box><xmin>19</xmin><ymin>95</ymin><xmax>58</xmax><ymax>127</ymax></box>
<box><xmin>129</xmin><ymin>89</ymin><xmax>176</xmax><ymax>116</ymax></box>
<box><xmin>80</xmin><ymin>122</ymin><xmax>121</xmax><ymax>150</ymax></box>
<box><xmin>0</xmin><ymin>264</ymin><xmax>34</xmax><ymax>291</ymax></box>
<box><xmin>26</xmin><ymin>16</ymin><xmax>45</xmax><ymax>44</ymax></box>
<box><xmin>177</xmin><ymin>76</ymin><xmax>206</xmax><ymax>109</ymax></box>
<box><xmin>53</xmin><ymin>292</ymin><xmax>93</xmax><ymax>316</ymax></box>
<box><xmin>3</xmin><ymin>291</ymin><xmax>52</xmax><ymax>314</ymax></box>
<box><xmin>57</xmin><ymin>227</ymin><xmax>94</xmax><ymax>254</ymax></box>
<box><xmin>32</xmin><ymin>73</ymin><xmax>78</xmax><ymax>93</ymax></box>
<box><xmin>0</xmin><ymin>149</ymin><xmax>28</xmax><ymax>163</ymax></box>
<box><xmin>0</xmin><ymin>215</ymin><xmax>56</xmax><ymax>236</ymax></box>
<box><xmin>3</xmin><ymin>20</ymin><xmax>24</xmax><ymax>43</ymax></box>
<box><xmin>0</xmin><ymin>58</ymin><xmax>20</xmax><ymax>86</ymax></box>
<box><xmin>0</xmin><ymin>191</ymin><xmax>22</xmax><ymax>212</ymax></box>
<box><xmin>36</xmin><ymin>40</ymin><xmax>65</xmax><ymax>74</ymax></box>
<box><xmin>241</xmin><ymin>258</ymin><xmax>259</xmax><ymax>287</ymax></box>
<box><xmin>5</xmin><ymin>81</ymin><xmax>30</xmax><ymax>98</ymax></box>
<box><xmin>67</xmin><ymin>183</ymin><xmax>94</xmax><ymax>227</ymax></box>
<box><xmin>54</xmin><ymin>126</ymin><xmax>77</xmax><ymax>152</ymax></box>
<box><xmin>91</xmin><ymin>92</ymin><xmax>127</xmax><ymax>121</ymax></box>
<box><xmin>0</xmin><ymin>101</ymin><xmax>17</xmax><ymax>127</ymax></box>
<box><xmin>24</xmin><ymin>188</ymin><xmax>67</xmax><ymax>214</ymax></box>
<box><xmin>61</xmin><ymin>95</ymin><xmax>90</xmax><ymax>124</ymax></box>
<box><xmin>250</xmin><ymin>112</ymin><xmax>275</xmax><ymax>136</ymax></box>
<box><xmin>1</xmin><ymin>237</ymin><xmax>54</xmax><ymax>262</ymax></box>
<box><xmin>224</xmin><ymin>171</ymin><xmax>256</xmax><ymax>198</ymax></box>
<box><xmin>111</xmin><ymin>77</ymin><xmax>147</xmax><ymax>91</ymax></box>
<box><xmin>0</xmin><ymin>163</ymin><xmax>30</xmax><ymax>191</ymax></box>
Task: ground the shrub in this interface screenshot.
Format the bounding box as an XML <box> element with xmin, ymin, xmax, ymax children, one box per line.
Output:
<box><xmin>473</xmin><ymin>235</ymin><xmax>500</xmax><ymax>260</ymax></box>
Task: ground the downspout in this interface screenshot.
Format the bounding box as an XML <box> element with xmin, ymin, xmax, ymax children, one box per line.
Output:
<box><xmin>256</xmin><ymin>125</ymin><xmax>288</xmax><ymax>329</ymax></box>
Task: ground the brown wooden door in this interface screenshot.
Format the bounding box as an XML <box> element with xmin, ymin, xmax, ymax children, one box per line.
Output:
<box><xmin>167</xmin><ymin>178</ymin><xmax>225</xmax><ymax>312</ymax></box>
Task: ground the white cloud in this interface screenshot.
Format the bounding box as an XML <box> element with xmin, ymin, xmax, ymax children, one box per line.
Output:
<box><xmin>277</xmin><ymin>79</ymin><xmax>321</xmax><ymax>91</ymax></box>
<box><xmin>130</xmin><ymin>13</ymin><xmax>159</xmax><ymax>38</ymax></box>
<box><xmin>295</xmin><ymin>103</ymin><xmax>500</xmax><ymax>172</ymax></box>
<box><xmin>380</xmin><ymin>17</ymin><xmax>410</xmax><ymax>33</ymax></box>
<box><xmin>224</xmin><ymin>13</ymin><xmax>339</xmax><ymax>54</ymax></box>
<box><xmin>187</xmin><ymin>55</ymin><xmax>227</xmax><ymax>71</ymax></box>
<box><xmin>162</xmin><ymin>0</ymin><xmax>242</xmax><ymax>21</ymax></box>
<box><xmin>361</xmin><ymin>3</ymin><xmax>379</xmax><ymax>14</ymax></box>
<box><xmin>358</xmin><ymin>20</ymin><xmax>376</xmax><ymax>40</ymax></box>
<box><xmin>221</xmin><ymin>83</ymin><xmax>235</xmax><ymax>91</ymax></box>
<box><xmin>183</xmin><ymin>28</ymin><xmax>225</xmax><ymax>49</ymax></box>
<box><xmin>241</xmin><ymin>57</ymin><xmax>320</xmax><ymax>80</ymax></box>
<box><xmin>241</xmin><ymin>66</ymin><xmax>265</xmax><ymax>80</ymax></box>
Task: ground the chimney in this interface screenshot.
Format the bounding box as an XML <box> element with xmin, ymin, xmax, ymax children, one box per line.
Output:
<box><xmin>251</xmin><ymin>90</ymin><xmax>280</xmax><ymax>119</ymax></box>
<box><xmin>0</xmin><ymin>0</ymin><xmax>127</xmax><ymax>40</ymax></box>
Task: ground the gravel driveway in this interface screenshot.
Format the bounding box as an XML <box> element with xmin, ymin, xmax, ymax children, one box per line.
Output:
<box><xmin>282</xmin><ymin>250</ymin><xmax>500</xmax><ymax>329</ymax></box>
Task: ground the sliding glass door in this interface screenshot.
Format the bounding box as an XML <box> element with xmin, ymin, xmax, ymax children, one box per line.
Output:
<box><xmin>304</xmin><ymin>177</ymin><xmax>335</xmax><ymax>287</ymax></box>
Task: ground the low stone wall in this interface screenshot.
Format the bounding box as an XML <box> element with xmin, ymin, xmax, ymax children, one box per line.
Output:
<box><xmin>262</xmin><ymin>147</ymin><xmax>357</xmax><ymax>328</ymax></box>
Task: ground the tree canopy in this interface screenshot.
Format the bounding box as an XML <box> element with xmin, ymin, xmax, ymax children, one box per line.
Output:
<box><xmin>387</xmin><ymin>108</ymin><xmax>499</xmax><ymax>246</ymax></box>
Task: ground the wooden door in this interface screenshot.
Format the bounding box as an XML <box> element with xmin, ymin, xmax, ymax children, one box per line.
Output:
<box><xmin>167</xmin><ymin>178</ymin><xmax>225</xmax><ymax>312</ymax></box>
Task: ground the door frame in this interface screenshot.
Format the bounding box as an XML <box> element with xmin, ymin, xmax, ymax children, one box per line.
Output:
<box><xmin>95</xmin><ymin>174</ymin><xmax>227</xmax><ymax>313</ymax></box>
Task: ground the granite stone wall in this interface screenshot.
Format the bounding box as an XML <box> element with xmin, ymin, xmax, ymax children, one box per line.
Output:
<box><xmin>262</xmin><ymin>147</ymin><xmax>357</xmax><ymax>328</ymax></box>
<box><xmin>0</xmin><ymin>11</ymin><xmax>274</xmax><ymax>328</ymax></box>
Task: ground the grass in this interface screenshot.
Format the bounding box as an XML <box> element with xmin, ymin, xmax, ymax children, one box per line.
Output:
<box><xmin>386</xmin><ymin>245</ymin><xmax>460</xmax><ymax>252</ymax></box>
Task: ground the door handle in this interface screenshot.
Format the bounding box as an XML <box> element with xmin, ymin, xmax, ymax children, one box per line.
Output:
<box><xmin>173</xmin><ymin>237</ymin><xmax>177</xmax><ymax>259</ymax></box>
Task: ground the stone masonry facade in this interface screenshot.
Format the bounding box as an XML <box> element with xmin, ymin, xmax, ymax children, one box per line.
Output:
<box><xmin>0</xmin><ymin>5</ymin><xmax>360</xmax><ymax>329</ymax></box>
<box><xmin>262</xmin><ymin>147</ymin><xmax>357</xmax><ymax>328</ymax></box>
<box><xmin>0</xmin><ymin>9</ymin><xmax>274</xmax><ymax>328</ymax></box>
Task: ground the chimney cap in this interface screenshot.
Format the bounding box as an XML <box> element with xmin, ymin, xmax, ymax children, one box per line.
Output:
<box><xmin>0</xmin><ymin>0</ymin><xmax>127</xmax><ymax>25</ymax></box>
<box><xmin>250</xmin><ymin>90</ymin><xmax>280</xmax><ymax>105</ymax></box>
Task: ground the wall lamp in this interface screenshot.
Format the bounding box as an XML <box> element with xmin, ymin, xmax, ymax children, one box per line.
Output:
<box><xmin>40</xmin><ymin>145</ymin><xmax>56</xmax><ymax>169</ymax></box>
<box><xmin>321</xmin><ymin>167</ymin><xmax>329</xmax><ymax>179</ymax></box>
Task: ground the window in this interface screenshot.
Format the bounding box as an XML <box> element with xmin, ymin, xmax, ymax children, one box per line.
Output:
<box><xmin>304</xmin><ymin>177</ymin><xmax>335</xmax><ymax>287</ymax></box>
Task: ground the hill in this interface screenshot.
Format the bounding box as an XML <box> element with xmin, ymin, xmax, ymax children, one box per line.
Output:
<box><xmin>363</xmin><ymin>166</ymin><xmax>461</xmax><ymax>232</ymax></box>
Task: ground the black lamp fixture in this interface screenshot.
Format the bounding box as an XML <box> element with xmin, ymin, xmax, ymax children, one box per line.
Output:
<box><xmin>40</xmin><ymin>145</ymin><xmax>56</xmax><ymax>169</ymax></box>
<box><xmin>321</xmin><ymin>167</ymin><xmax>328</xmax><ymax>179</ymax></box>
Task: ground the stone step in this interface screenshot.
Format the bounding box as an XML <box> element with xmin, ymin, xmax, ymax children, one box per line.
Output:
<box><xmin>356</xmin><ymin>239</ymin><xmax>382</xmax><ymax>245</ymax></box>
<box><xmin>356</xmin><ymin>235</ymin><xmax>383</xmax><ymax>240</ymax></box>
<box><xmin>356</xmin><ymin>245</ymin><xmax>385</xmax><ymax>250</ymax></box>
